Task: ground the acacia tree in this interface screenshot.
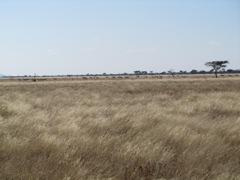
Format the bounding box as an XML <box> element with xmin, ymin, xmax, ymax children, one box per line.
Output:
<box><xmin>168</xmin><ymin>69</ymin><xmax>175</xmax><ymax>77</ymax></box>
<box><xmin>205</xmin><ymin>60</ymin><xmax>229</xmax><ymax>78</ymax></box>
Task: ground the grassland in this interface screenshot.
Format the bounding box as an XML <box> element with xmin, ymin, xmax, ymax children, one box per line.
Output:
<box><xmin>0</xmin><ymin>77</ymin><xmax>240</xmax><ymax>179</ymax></box>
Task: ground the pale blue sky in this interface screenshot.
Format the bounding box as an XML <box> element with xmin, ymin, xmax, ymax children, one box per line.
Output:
<box><xmin>0</xmin><ymin>0</ymin><xmax>240</xmax><ymax>76</ymax></box>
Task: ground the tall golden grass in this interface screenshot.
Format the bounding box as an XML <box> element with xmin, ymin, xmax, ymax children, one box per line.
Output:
<box><xmin>0</xmin><ymin>78</ymin><xmax>240</xmax><ymax>179</ymax></box>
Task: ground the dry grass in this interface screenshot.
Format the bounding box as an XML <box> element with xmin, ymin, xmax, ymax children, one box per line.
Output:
<box><xmin>0</xmin><ymin>78</ymin><xmax>240</xmax><ymax>179</ymax></box>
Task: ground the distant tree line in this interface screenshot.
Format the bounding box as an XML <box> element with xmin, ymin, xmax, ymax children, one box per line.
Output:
<box><xmin>3</xmin><ymin>60</ymin><xmax>239</xmax><ymax>78</ymax></box>
<box><xmin>5</xmin><ymin>68</ymin><xmax>240</xmax><ymax>79</ymax></box>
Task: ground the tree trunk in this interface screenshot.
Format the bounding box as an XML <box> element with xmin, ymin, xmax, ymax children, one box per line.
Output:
<box><xmin>215</xmin><ymin>71</ymin><xmax>218</xmax><ymax>78</ymax></box>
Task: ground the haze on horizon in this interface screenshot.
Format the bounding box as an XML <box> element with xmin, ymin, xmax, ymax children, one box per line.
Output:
<box><xmin>0</xmin><ymin>0</ymin><xmax>240</xmax><ymax>76</ymax></box>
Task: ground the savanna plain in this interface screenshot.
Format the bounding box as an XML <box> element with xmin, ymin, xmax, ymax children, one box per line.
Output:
<box><xmin>0</xmin><ymin>77</ymin><xmax>240</xmax><ymax>179</ymax></box>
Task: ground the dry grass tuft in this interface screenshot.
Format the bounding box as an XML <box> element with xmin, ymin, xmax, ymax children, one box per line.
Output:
<box><xmin>0</xmin><ymin>78</ymin><xmax>240</xmax><ymax>179</ymax></box>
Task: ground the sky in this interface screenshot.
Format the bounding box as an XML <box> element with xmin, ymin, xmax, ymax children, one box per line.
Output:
<box><xmin>0</xmin><ymin>0</ymin><xmax>240</xmax><ymax>76</ymax></box>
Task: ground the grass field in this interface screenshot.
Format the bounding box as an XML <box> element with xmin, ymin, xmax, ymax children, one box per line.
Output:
<box><xmin>0</xmin><ymin>77</ymin><xmax>240</xmax><ymax>179</ymax></box>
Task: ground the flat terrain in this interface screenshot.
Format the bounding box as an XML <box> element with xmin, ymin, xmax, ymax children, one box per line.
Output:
<box><xmin>0</xmin><ymin>77</ymin><xmax>240</xmax><ymax>179</ymax></box>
